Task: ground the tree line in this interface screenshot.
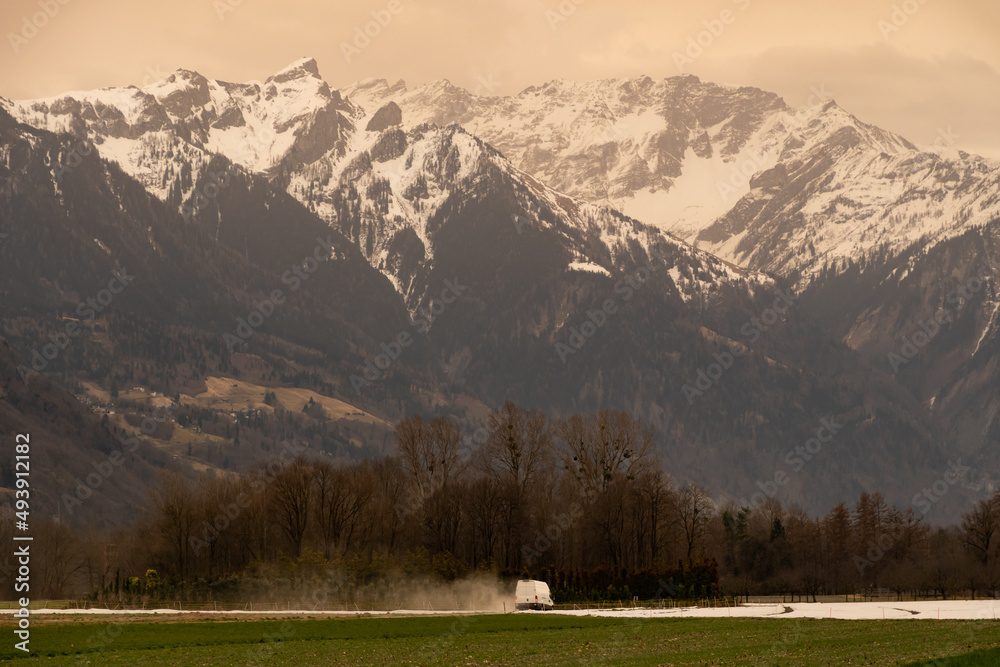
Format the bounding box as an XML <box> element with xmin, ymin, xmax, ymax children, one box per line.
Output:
<box><xmin>4</xmin><ymin>402</ymin><xmax>1000</xmax><ymax>603</ymax></box>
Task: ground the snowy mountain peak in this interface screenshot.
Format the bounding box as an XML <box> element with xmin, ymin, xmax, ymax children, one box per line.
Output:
<box><xmin>288</xmin><ymin>119</ymin><xmax>769</xmax><ymax>308</ymax></box>
<box><xmin>423</xmin><ymin>78</ymin><xmax>457</xmax><ymax>91</ymax></box>
<box><xmin>341</xmin><ymin>79</ymin><xmax>407</xmax><ymax>119</ymax></box>
<box><xmin>4</xmin><ymin>58</ymin><xmax>361</xmax><ymax>207</ymax></box>
<box><xmin>143</xmin><ymin>70</ymin><xmax>211</xmax><ymax>121</ymax></box>
<box><xmin>164</xmin><ymin>68</ymin><xmax>208</xmax><ymax>85</ymax></box>
<box><xmin>267</xmin><ymin>57</ymin><xmax>322</xmax><ymax>84</ymax></box>
<box><xmin>781</xmin><ymin>98</ymin><xmax>916</xmax><ymax>157</ymax></box>
<box><xmin>345</xmin><ymin>78</ymin><xmax>407</xmax><ymax>97</ymax></box>
<box><xmin>8</xmin><ymin>65</ymin><xmax>998</xmax><ymax>299</ymax></box>
<box><xmin>337</xmin><ymin>71</ymin><xmax>998</xmax><ymax>286</ymax></box>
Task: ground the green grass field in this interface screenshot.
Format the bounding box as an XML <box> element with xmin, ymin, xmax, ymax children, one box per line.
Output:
<box><xmin>1</xmin><ymin>614</ymin><xmax>998</xmax><ymax>665</ymax></box>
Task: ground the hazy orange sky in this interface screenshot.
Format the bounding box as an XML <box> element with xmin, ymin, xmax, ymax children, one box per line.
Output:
<box><xmin>1</xmin><ymin>0</ymin><xmax>998</xmax><ymax>158</ymax></box>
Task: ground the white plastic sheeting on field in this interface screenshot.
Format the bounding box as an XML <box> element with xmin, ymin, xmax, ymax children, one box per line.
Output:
<box><xmin>527</xmin><ymin>600</ymin><xmax>1000</xmax><ymax>621</ymax></box>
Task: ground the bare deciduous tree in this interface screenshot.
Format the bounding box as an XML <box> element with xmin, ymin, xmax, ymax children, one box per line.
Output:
<box><xmin>557</xmin><ymin>409</ymin><xmax>653</xmax><ymax>498</ymax></box>
<box><xmin>396</xmin><ymin>416</ymin><xmax>466</xmax><ymax>500</ymax></box>
<box><xmin>673</xmin><ymin>484</ymin><xmax>714</xmax><ymax>563</ymax></box>
<box><xmin>313</xmin><ymin>461</ymin><xmax>372</xmax><ymax>559</ymax></box>
<box><xmin>270</xmin><ymin>459</ymin><xmax>314</xmax><ymax>557</ymax></box>
<box><xmin>480</xmin><ymin>401</ymin><xmax>552</xmax><ymax>490</ymax></box>
<box><xmin>151</xmin><ymin>472</ymin><xmax>196</xmax><ymax>579</ymax></box>
<box><xmin>962</xmin><ymin>493</ymin><xmax>1000</xmax><ymax>595</ymax></box>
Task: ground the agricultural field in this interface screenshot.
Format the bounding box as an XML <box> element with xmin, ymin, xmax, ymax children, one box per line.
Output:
<box><xmin>1</xmin><ymin>613</ymin><xmax>999</xmax><ymax>665</ymax></box>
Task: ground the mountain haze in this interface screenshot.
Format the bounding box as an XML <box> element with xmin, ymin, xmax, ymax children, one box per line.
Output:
<box><xmin>2</xmin><ymin>60</ymin><xmax>998</xmax><ymax>520</ymax></box>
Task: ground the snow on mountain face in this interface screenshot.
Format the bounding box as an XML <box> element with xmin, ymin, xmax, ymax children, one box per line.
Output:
<box><xmin>12</xmin><ymin>59</ymin><xmax>992</xmax><ymax>297</ymax></box>
<box><xmin>292</xmin><ymin>124</ymin><xmax>492</xmax><ymax>301</ymax></box>
<box><xmin>345</xmin><ymin>76</ymin><xmax>1000</xmax><ymax>285</ymax></box>
<box><xmin>2</xmin><ymin>58</ymin><xmax>358</xmax><ymax>199</ymax></box>
<box><xmin>2</xmin><ymin>60</ymin><xmax>766</xmax><ymax>309</ymax></box>
<box><xmin>290</xmin><ymin>121</ymin><xmax>769</xmax><ymax>310</ymax></box>
<box><xmin>695</xmin><ymin>102</ymin><xmax>1000</xmax><ymax>282</ymax></box>
<box><xmin>343</xmin><ymin>75</ymin><xmax>789</xmax><ymax>237</ymax></box>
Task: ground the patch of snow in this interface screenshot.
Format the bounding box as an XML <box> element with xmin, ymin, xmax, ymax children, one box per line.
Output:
<box><xmin>972</xmin><ymin>299</ymin><xmax>1000</xmax><ymax>358</ymax></box>
<box><xmin>530</xmin><ymin>599</ymin><xmax>1000</xmax><ymax>621</ymax></box>
<box><xmin>568</xmin><ymin>261</ymin><xmax>610</xmax><ymax>277</ymax></box>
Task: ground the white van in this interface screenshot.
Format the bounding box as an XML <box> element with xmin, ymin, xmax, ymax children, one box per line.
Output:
<box><xmin>515</xmin><ymin>579</ymin><xmax>553</xmax><ymax>610</ymax></box>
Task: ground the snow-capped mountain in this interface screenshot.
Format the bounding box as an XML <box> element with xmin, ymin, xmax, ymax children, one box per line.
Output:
<box><xmin>697</xmin><ymin>102</ymin><xmax>1000</xmax><ymax>283</ymax></box>
<box><xmin>7</xmin><ymin>58</ymin><xmax>999</xmax><ymax>293</ymax></box>
<box><xmin>292</xmin><ymin>121</ymin><xmax>768</xmax><ymax>311</ymax></box>
<box><xmin>800</xmin><ymin>221</ymin><xmax>1000</xmax><ymax>478</ymax></box>
<box><xmin>3</xmin><ymin>58</ymin><xmax>357</xmax><ymax>202</ymax></box>
<box><xmin>2</xmin><ymin>61</ymin><xmax>768</xmax><ymax>312</ymax></box>
<box><xmin>343</xmin><ymin>75</ymin><xmax>792</xmax><ymax>238</ymax></box>
<box><xmin>345</xmin><ymin>75</ymin><xmax>1000</xmax><ymax>284</ymax></box>
<box><xmin>4</xmin><ymin>62</ymin><xmax>992</xmax><ymax>517</ymax></box>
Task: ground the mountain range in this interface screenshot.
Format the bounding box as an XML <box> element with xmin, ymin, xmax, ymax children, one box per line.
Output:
<box><xmin>1</xmin><ymin>58</ymin><xmax>997</xmax><ymax>523</ymax></box>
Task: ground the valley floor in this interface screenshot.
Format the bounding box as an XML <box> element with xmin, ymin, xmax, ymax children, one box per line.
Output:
<box><xmin>4</xmin><ymin>598</ymin><xmax>998</xmax><ymax>620</ymax></box>
<box><xmin>1</xmin><ymin>611</ymin><xmax>998</xmax><ymax>665</ymax></box>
